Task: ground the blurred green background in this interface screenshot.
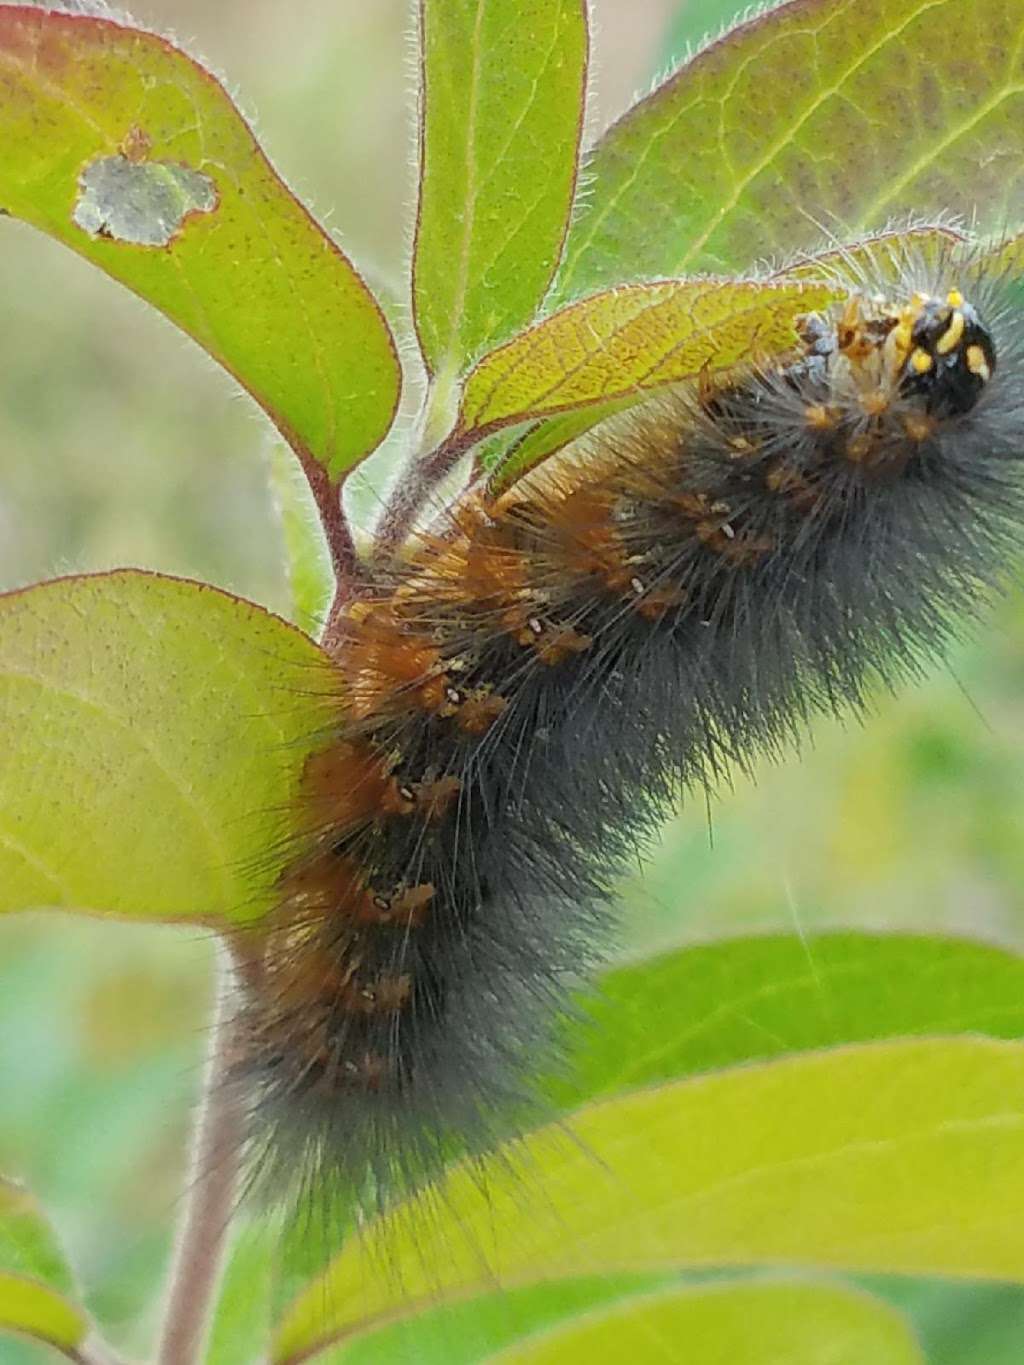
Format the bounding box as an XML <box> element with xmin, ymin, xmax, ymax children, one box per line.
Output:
<box><xmin>1</xmin><ymin>0</ymin><xmax>1023</xmax><ymax>1359</ymax></box>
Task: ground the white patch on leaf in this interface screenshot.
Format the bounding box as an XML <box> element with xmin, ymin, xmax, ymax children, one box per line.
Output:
<box><xmin>73</xmin><ymin>154</ymin><xmax>217</xmax><ymax>247</ymax></box>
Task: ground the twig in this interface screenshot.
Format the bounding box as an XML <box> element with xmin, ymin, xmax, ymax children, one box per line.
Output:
<box><xmin>371</xmin><ymin>431</ymin><xmax>472</xmax><ymax>564</ymax></box>
<box><xmin>155</xmin><ymin>946</ymin><xmax>244</xmax><ymax>1365</ymax></box>
<box><xmin>296</xmin><ymin>453</ymin><xmax>360</xmax><ymax>592</ymax></box>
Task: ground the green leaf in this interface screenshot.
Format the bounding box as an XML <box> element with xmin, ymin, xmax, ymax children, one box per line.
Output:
<box><xmin>979</xmin><ymin>229</ymin><xmax>1024</xmax><ymax>278</ymax></box>
<box><xmin>863</xmin><ymin>1278</ymin><xmax>1024</xmax><ymax>1365</ymax></box>
<box><xmin>481</xmin><ymin>402</ymin><xmax>629</xmax><ymax>483</ymax></box>
<box><xmin>0</xmin><ymin>6</ymin><xmax>401</xmax><ymax>481</ymax></box>
<box><xmin>484</xmin><ymin>221</ymin><xmax>970</xmax><ymax>486</ymax></box>
<box><xmin>775</xmin><ymin>223</ymin><xmax>970</xmax><ymax>284</ymax></box>
<box><xmin>205</xmin><ymin>1221</ymin><xmax>275</xmax><ymax>1365</ymax></box>
<box><xmin>0</xmin><ymin>1278</ymin><xmax>86</xmax><ymax>1359</ymax></box>
<box><xmin>275</xmin><ymin>1037</ymin><xmax>1024</xmax><ymax>1359</ymax></box>
<box><xmin>268</xmin><ymin>444</ymin><xmax>335</xmax><ymax>635</ymax></box>
<box><xmin>0</xmin><ymin>1180</ymin><xmax>74</xmax><ymax>1298</ymax></box>
<box><xmin>553</xmin><ymin>931</ymin><xmax>1024</xmax><ymax>1108</ymax></box>
<box><xmin>275</xmin><ymin>932</ymin><xmax>1024</xmax><ymax>1357</ymax></box>
<box><xmin>486</xmin><ymin>1280</ymin><xmax>924</xmax><ymax>1365</ymax></box>
<box><xmin>553</xmin><ymin>0</ymin><xmax>1024</xmax><ymax>301</ymax></box>
<box><xmin>0</xmin><ymin>1179</ymin><xmax>87</xmax><ymax>1358</ymax></box>
<box><xmin>301</xmin><ymin>1276</ymin><xmax>674</xmax><ymax>1365</ymax></box>
<box><xmin>413</xmin><ymin>0</ymin><xmax>588</xmax><ymax>380</ymax></box>
<box><xmin>455</xmin><ymin>278</ymin><xmax>836</xmax><ymax>445</ymax></box>
<box><xmin>0</xmin><ymin>571</ymin><xmax>331</xmax><ymax>924</ymax></box>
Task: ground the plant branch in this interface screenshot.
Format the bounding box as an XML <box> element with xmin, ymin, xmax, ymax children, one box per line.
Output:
<box><xmin>368</xmin><ymin>364</ymin><xmax>480</xmax><ymax>564</ymax></box>
<box><xmin>296</xmin><ymin>451</ymin><xmax>360</xmax><ymax>591</ymax></box>
<box><xmin>155</xmin><ymin>945</ymin><xmax>244</xmax><ymax>1365</ymax></box>
<box><xmin>371</xmin><ymin>431</ymin><xmax>474</xmax><ymax>564</ymax></box>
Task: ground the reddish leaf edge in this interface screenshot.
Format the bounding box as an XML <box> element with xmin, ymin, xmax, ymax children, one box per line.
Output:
<box><xmin>409</xmin><ymin>0</ymin><xmax>591</xmax><ymax>379</ymax></box>
<box><xmin>549</xmin><ymin>0</ymin><xmax>838</xmax><ymax>303</ymax></box>
<box><xmin>0</xmin><ymin>566</ymin><xmax>320</xmax><ymax>644</ymax></box>
<box><xmin>0</xmin><ymin>567</ymin><xmax>337</xmax><ymax>931</ymax></box>
<box><xmin>0</xmin><ymin>6</ymin><xmax>403</xmax><ymax>595</ymax></box>
<box><xmin>485</xmin><ymin>221</ymin><xmax>979</xmax><ymax>488</ymax></box>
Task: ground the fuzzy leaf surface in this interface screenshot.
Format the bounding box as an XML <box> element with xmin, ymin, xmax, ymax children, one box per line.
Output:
<box><xmin>456</xmin><ymin>278</ymin><xmax>834</xmax><ymax>442</ymax></box>
<box><xmin>414</xmin><ymin>0</ymin><xmax>587</xmax><ymax>378</ymax></box>
<box><xmin>276</xmin><ymin>1038</ymin><xmax>1024</xmax><ymax>1359</ymax></box>
<box><xmin>0</xmin><ymin>6</ymin><xmax>400</xmax><ymax>481</ymax></box>
<box><xmin>487</xmin><ymin>1280</ymin><xmax>924</xmax><ymax>1365</ymax></box>
<box><xmin>553</xmin><ymin>0</ymin><xmax>1024</xmax><ymax>300</ymax></box>
<box><xmin>0</xmin><ymin>571</ymin><xmax>331</xmax><ymax>925</ymax></box>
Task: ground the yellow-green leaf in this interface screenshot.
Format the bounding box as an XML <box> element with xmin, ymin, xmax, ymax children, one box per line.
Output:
<box><xmin>0</xmin><ymin>1179</ymin><xmax>87</xmax><ymax>1358</ymax></box>
<box><xmin>553</xmin><ymin>931</ymin><xmax>1024</xmax><ymax>1109</ymax></box>
<box><xmin>775</xmin><ymin>223</ymin><xmax>970</xmax><ymax>284</ymax></box>
<box><xmin>482</xmin><ymin>402</ymin><xmax>629</xmax><ymax>484</ymax></box>
<box><xmin>0</xmin><ymin>571</ymin><xmax>331</xmax><ymax>925</ymax></box>
<box><xmin>553</xmin><ymin>0</ymin><xmax>1024</xmax><ymax>301</ymax></box>
<box><xmin>275</xmin><ymin>1038</ymin><xmax>1024</xmax><ymax>1359</ymax></box>
<box><xmin>487</xmin><ymin>1280</ymin><xmax>924</xmax><ymax>1365</ymax></box>
<box><xmin>297</xmin><ymin>1277</ymin><xmax>675</xmax><ymax>1365</ymax></box>
<box><xmin>486</xmin><ymin>229</ymin><xmax>988</xmax><ymax>491</ymax></box>
<box><xmin>0</xmin><ymin>6</ymin><xmax>401</xmax><ymax>481</ymax></box>
<box><xmin>268</xmin><ymin>444</ymin><xmax>335</xmax><ymax>636</ymax></box>
<box><xmin>0</xmin><ymin>1180</ymin><xmax>74</xmax><ymax>1298</ymax></box>
<box><xmin>485</xmin><ymin>223</ymin><xmax>978</xmax><ymax>485</ymax></box>
<box><xmin>978</xmin><ymin>230</ymin><xmax>1024</xmax><ymax>278</ymax></box>
<box><xmin>0</xmin><ymin>1276</ymin><xmax>87</xmax><ymax>1358</ymax></box>
<box><xmin>414</xmin><ymin>0</ymin><xmax>588</xmax><ymax>378</ymax></box>
<box><xmin>455</xmin><ymin>279</ymin><xmax>835</xmax><ymax>443</ymax></box>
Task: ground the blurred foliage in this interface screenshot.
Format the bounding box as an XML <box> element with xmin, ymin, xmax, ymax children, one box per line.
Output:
<box><xmin>1</xmin><ymin>0</ymin><xmax>1023</xmax><ymax>1360</ymax></box>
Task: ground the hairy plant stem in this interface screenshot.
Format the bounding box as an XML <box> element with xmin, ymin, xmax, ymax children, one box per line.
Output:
<box><xmin>298</xmin><ymin>452</ymin><xmax>360</xmax><ymax>591</ymax></box>
<box><xmin>370</xmin><ymin>370</ymin><xmax>474</xmax><ymax>565</ymax></box>
<box><xmin>370</xmin><ymin>432</ymin><xmax>472</xmax><ymax>564</ymax></box>
<box><xmin>156</xmin><ymin>946</ymin><xmax>244</xmax><ymax>1365</ymax></box>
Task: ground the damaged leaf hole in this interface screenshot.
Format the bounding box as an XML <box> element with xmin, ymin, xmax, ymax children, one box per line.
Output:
<box><xmin>73</xmin><ymin>150</ymin><xmax>217</xmax><ymax>247</ymax></box>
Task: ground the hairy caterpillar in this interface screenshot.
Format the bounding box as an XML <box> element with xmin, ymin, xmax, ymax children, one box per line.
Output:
<box><xmin>232</xmin><ymin>247</ymin><xmax>1022</xmax><ymax>1206</ymax></box>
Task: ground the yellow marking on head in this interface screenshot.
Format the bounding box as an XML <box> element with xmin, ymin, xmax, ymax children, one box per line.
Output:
<box><xmin>936</xmin><ymin>310</ymin><xmax>965</xmax><ymax>355</ymax></box>
<box><xmin>966</xmin><ymin>344</ymin><xmax>991</xmax><ymax>381</ymax></box>
<box><xmin>895</xmin><ymin>293</ymin><xmax>930</xmax><ymax>341</ymax></box>
<box><xmin>947</xmin><ymin>288</ymin><xmax>964</xmax><ymax>308</ymax></box>
<box><xmin>910</xmin><ymin>348</ymin><xmax>934</xmax><ymax>374</ymax></box>
<box><xmin>891</xmin><ymin>320</ymin><xmax>913</xmax><ymax>355</ymax></box>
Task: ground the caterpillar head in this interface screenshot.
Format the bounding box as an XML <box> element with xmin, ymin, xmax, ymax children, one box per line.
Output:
<box><xmin>884</xmin><ymin>288</ymin><xmax>997</xmax><ymax>416</ymax></box>
<box><xmin>784</xmin><ymin>282</ymin><xmax>1001</xmax><ymax>465</ymax></box>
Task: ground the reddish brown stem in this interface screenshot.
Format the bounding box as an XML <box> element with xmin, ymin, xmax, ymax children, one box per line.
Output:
<box><xmin>298</xmin><ymin>453</ymin><xmax>360</xmax><ymax>591</ymax></box>
<box><xmin>370</xmin><ymin>431</ymin><xmax>475</xmax><ymax>565</ymax></box>
<box><xmin>284</xmin><ymin>440</ymin><xmax>366</xmax><ymax>647</ymax></box>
